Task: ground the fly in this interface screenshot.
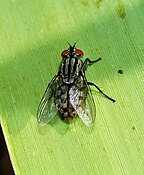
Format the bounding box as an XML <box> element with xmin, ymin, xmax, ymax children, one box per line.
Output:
<box><xmin>37</xmin><ymin>43</ymin><xmax>115</xmax><ymax>126</ymax></box>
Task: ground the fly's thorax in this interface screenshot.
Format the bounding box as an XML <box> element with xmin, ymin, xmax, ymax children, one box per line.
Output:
<box><xmin>60</xmin><ymin>57</ymin><xmax>83</xmax><ymax>84</ymax></box>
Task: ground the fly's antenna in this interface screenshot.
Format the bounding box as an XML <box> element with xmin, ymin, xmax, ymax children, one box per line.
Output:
<box><xmin>73</xmin><ymin>40</ymin><xmax>78</xmax><ymax>48</ymax></box>
<box><xmin>67</xmin><ymin>41</ymin><xmax>72</xmax><ymax>47</ymax></box>
<box><xmin>66</xmin><ymin>41</ymin><xmax>78</xmax><ymax>48</ymax></box>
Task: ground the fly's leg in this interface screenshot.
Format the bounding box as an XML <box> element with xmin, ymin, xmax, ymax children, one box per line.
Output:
<box><xmin>87</xmin><ymin>82</ymin><xmax>116</xmax><ymax>102</ymax></box>
<box><xmin>82</xmin><ymin>58</ymin><xmax>102</xmax><ymax>71</ymax></box>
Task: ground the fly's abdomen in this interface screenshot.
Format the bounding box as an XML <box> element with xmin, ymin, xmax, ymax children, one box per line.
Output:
<box><xmin>55</xmin><ymin>76</ymin><xmax>87</xmax><ymax>120</ymax></box>
<box><xmin>55</xmin><ymin>84</ymin><xmax>76</xmax><ymax>120</ymax></box>
<box><xmin>61</xmin><ymin>57</ymin><xmax>82</xmax><ymax>84</ymax></box>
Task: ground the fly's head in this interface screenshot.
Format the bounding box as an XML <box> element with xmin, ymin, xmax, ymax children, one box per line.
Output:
<box><xmin>61</xmin><ymin>42</ymin><xmax>84</xmax><ymax>59</ymax></box>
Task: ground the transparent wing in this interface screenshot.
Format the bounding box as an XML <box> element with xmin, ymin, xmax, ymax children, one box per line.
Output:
<box><xmin>37</xmin><ymin>75</ymin><xmax>59</xmax><ymax>125</ymax></box>
<box><xmin>69</xmin><ymin>75</ymin><xmax>96</xmax><ymax>126</ymax></box>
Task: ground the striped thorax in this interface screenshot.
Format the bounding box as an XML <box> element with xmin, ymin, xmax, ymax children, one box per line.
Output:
<box><xmin>60</xmin><ymin>43</ymin><xmax>84</xmax><ymax>84</ymax></box>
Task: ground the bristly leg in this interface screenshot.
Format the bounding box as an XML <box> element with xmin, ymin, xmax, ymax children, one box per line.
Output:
<box><xmin>87</xmin><ymin>82</ymin><xmax>116</xmax><ymax>102</ymax></box>
<box><xmin>82</xmin><ymin>58</ymin><xmax>102</xmax><ymax>71</ymax></box>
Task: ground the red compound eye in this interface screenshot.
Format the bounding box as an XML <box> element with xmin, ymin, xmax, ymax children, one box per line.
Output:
<box><xmin>61</xmin><ymin>50</ymin><xmax>68</xmax><ymax>57</ymax></box>
<box><xmin>75</xmin><ymin>49</ymin><xmax>84</xmax><ymax>56</ymax></box>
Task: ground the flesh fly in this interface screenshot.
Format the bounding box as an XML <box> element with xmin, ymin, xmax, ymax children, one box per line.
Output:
<box><xmin>37</xmin><ymin>43</ymin><xmax>115</xmax><ymax>126</ymax></box>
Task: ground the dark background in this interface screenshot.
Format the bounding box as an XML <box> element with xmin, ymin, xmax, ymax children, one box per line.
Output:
<box><xmin>0</xmin><ymin>125</ymin><xmax>15</xmax><ymax>175</ymax></box>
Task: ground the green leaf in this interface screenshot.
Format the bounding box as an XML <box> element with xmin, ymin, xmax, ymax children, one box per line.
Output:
<box><xmin>0</xmin><ymin>0</ymin><xmax>143</xmax><ymax>174</ymax></box>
